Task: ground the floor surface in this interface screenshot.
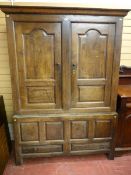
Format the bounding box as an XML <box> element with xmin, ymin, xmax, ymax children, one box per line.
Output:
<box><xmin>3</xmin><ymin>153</ymin><xmax>131</xmax><ymax>175</ymax></box>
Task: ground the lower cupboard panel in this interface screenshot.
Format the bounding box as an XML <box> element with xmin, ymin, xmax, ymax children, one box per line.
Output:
<box><xmin>71</xmin><ymin>142</ymin><xmax>110</xmax><ymax>151</ymax></box>
<box><xmin>13</xmin><ymin>113</ymin><xmax>117</xmax><ymax>164</ymax></box>
<box><xmin>22</xmin><ymin>143</ymin><xmax>110</xmax><ymax>154</ymax></box>
<box><xmin>22</xmin><ymin>144</ymin><xmax>63</xmax><ymax>154</ymax></box>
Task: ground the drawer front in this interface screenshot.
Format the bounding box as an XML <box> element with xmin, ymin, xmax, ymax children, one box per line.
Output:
<box><xmin>14</xmin><ymin>114</ymin><xmax>116</xmax><ymax>155</ymax></box>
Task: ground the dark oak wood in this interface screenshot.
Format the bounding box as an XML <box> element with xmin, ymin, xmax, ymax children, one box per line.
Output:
<box><xmin>116</xmin><ymin>66</ymin><xmax>131</xmax><ymax>151</ymax></box>
<box><xmin>0</xmin><ymin>6</ymin><xmax>129</xmax><ymax>164</ymax></box>
<box><xmin>0</xmin><ymin>125</ymin><xmax>9</xmax><ymax>174</ymax></box>
<box><xmin>0</xmin><ymin>96</ymin><xmax>11</xmax><ymax>174</ymax></box>
<box><xmin>0</xmin><ymin>96</ymin><xmax>12</xmax><ymax>152</ymax></box>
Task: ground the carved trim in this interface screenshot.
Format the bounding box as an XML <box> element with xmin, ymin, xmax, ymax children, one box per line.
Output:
<box><xmin>24</xmin><ymin>28</ymin><xmax>49</xmax><ymax>36</ymax></box>
<box><xmin>83</xmin><ymin>29</ymin><xmax>103</xmax><ymax>36</ymax></box>
<box><xmin>0</xmin><ymin>6</ymin><xmax>129</xmax><ymax>17</ymax></box>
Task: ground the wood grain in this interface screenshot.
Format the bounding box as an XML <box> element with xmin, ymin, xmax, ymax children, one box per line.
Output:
<box><xmin>0</xmin><ymin>8</ymin><xmax>130</xmax><ymax>120</ymax></box>
<box><xmin>0</xmin><ymin>7</ymin><xmax>128</xmax><ymax>164</ymax></box>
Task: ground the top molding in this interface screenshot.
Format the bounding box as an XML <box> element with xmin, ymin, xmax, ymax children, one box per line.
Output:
<box><xmin>0</xmin><ymin>6</ymin><xmax>129</xmax><ymax>17</ymax></box>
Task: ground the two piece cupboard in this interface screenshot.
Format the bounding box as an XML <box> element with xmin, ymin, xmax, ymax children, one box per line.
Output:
<box><xmin>0</xmin><ymin>6</ymin><xmax>129</xmax><ymax>164</ymax></box>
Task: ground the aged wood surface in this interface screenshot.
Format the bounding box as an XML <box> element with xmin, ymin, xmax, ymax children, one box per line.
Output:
<box><xmin>0</xmin><ymin>7</ymin><xmax>128</xmax><ymax>164</ymax></box>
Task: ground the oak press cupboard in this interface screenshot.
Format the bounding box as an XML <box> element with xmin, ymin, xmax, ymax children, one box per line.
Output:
<box><xmin>0</xmin><ymin>6</ymin><xmax>129</xmax><ymax>165</ymax></box>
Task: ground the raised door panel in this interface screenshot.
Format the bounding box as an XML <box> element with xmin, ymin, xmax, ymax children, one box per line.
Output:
<box><xmin>20</xmin><ymin>122</ymin><xmax>39</xmax><ymax>141</ymax></box>
<box><xmin>15</xmin><ymin>22</ymin><xmax>62</xmax><ymax>111</ymax></box>
<box><xmin>19</xmin><ymin>121</ymin><xmax>64</xmax><ymax>154</ymax></box>
<box><xmin>71</xmin><ymin>23</ymin><xmax>115</xmax><ymax>111</ymax></box>
<box><xmin>71</xmin><ymin>121</ymin><xmax>88</xmax><ymax>139</ymax></box>
<box><xmin>46</xmin><ymin>122</ymin><xmax>64</xmax><ymax>140</ymax></box>
<box><xmin>94</xmin><ymin>120</ymin><xmax>112</xmax><ymax>138</ymax></box>
<box><xmin>70</xmin><ymin>118</ymin><xmax>113</xmax><ymax>152</ymax></box>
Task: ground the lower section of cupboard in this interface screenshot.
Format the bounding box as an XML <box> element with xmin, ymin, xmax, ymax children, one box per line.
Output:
<box><xmin>13</xmin><ymin>113</ymin><xmax>117</xmax><ymax>164</ymax></box>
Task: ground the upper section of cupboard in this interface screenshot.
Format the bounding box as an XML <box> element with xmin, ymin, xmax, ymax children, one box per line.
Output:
<box><xmin>0</xmin><ymin>7</ymin><xmax>129</xmax><ymax>114</ymax></box>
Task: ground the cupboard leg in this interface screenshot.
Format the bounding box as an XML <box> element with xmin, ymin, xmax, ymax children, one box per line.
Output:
<box><xmin>14</xmin><ymin>144</ymin><xmax>23</xmax><ymax>165</ymax></box>
<box><xmin>107</xmin><ymin>115</ymin><xmax>117</xmax><ymax>160</ymax></box>
<box><xmin>15</xmin><ymin>150</ymin><xmax>23</xmax><ymax>165</ymax></box>
<box><xmin>15</xmin><ymin>156</ymin><xmax>23</xmax><ymax>166</ymax></box>
<box><xmin>107</xmin><ymin>150</ymin><xmax>115</xmax><ymax>160</ymax></box>
<box><xmin>13</xmin><ymin>118</ymin><xmax>23</xmax><ymax>165</ymax></box>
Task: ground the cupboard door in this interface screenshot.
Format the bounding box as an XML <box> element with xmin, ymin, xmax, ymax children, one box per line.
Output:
<box><xmin>15</xmin><ymin>22</ymin><xmax>62</xmax><ymax>111</ymax></box>
<box><xmin>71</xmin><ymin>23</ymin><xmax>115</xmax><ymax>110</ymax></box>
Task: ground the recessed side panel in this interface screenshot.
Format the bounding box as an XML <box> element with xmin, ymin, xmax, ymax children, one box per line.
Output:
<box><xmin>71</xmin><ymin>121</ymin><xmax>88</xmax><ymax>139</ymax></box>
<box><xmin>20</xmin><ymin>122</ymin><xmax>39</xmax><ymax>141</ymax></box>
<box><xmin>79</xmin><ymin>30</ymin><xmax>106</xmax><ymax>79</ymax></box>
<box><xmin>79</xmin><ymin>86</ymin><xmax>104</xmax><ymax>102</ymax></box>
<box><xmin>46</xmin><ymin>122</ymin><xmax>64</xmax><ymax>140</ymax></box>
<box><xmin>27</xmin><ymin>87</ymin><xmax>55</xmax><ymax>103</ymax></box>
<box><xmin>24</xmin><ymin>29</ymin><xmax>54</xmax><ymax>80</ymax></box>
<box><xmin>95</xmin><ymin>120</ymin><xmax>112</xmax><ymax>138</ymax></box>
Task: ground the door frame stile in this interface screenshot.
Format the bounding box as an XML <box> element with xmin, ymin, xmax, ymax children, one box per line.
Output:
<box><xmin>62</xmin><ymin>19</ymin><xmax>71</xmax><ymax>110</ymax></box>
